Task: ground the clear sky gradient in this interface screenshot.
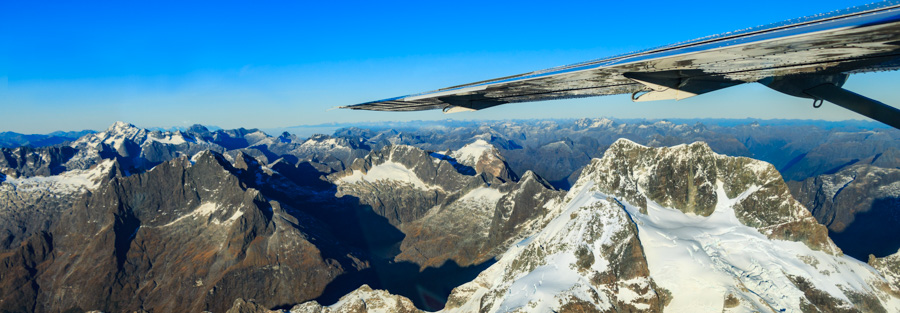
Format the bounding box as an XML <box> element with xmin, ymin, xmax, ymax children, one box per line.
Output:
<box><xmin>2</xmin><ymin>0</ymin><xmax>898</xmax><ymax>133</ymax></box>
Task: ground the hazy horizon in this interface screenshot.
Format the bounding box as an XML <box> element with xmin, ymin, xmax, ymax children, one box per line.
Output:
<box><xmin>1</xmin><ymin>116</ymin><xmax>892</xmax><ymax>137</ymax></box>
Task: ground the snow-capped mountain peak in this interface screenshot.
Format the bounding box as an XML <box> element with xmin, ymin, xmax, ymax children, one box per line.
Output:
<box><xmin>451</xmin><ymin>139</ymin><xmax>496</xmax><ymax>166</ymax></box>
<box><xmin>575</xmin><ymin>117</ymin><xmax>616</xmax><ymax>129</ymax></box>
<box><xmin>73</xmin><ymin>121</ymin><xmax>147</xmax><ymax>149</ymax></box>
<box><xmin>109</xmin><ymin>121</ymin><xmax>135</xmax><ymax>130</ymax></box>
<box><xmin>451</xmin><ymin>139</ymin><xmax>517</xmax><ymax>182</ymax></box>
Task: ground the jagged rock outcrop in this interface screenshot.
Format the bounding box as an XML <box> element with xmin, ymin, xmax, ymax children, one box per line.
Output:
<box><xmin>395</xmin><ymin>170</ymin><xmax>563</xmax><ymax>268</ymax></box>
<box><xmin>869</xmin><ymin>250</ymin><xmax>900</xmax><ymax>298</ymax></box>
<box><xmin>483</xmin><ymin>171</ymin><xmax>561</xmax><ymax>254</ymax></box>
<box><xmin>442</xmin><ymin>192</ymin><xmax>669</xmax><ymax>312</ymax></box>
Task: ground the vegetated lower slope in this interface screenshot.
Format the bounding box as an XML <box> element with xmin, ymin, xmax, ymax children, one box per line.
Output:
<box><xmin>293</xmin><ymin>139</ymin><xmax>900</xmax><ymax>313</ymax></box>
<box><xmin>789</xmin><ymin>164</ymin><xmax>900</xmax><ymax>260</ymax></box>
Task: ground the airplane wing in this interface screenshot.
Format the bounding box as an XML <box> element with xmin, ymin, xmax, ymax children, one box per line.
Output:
<box><xmin>342</xmin><ymin>1</ymin><xmax>900</xmax><ymax>128</ymax></box>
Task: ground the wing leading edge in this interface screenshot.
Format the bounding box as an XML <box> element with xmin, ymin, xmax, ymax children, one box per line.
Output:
<box><xmin>343</xmin><ymin>1</ymin><xmax>900</xmax><ymax>128</ymax></box>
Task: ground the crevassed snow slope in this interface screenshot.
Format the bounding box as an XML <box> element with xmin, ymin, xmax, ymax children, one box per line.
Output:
<box><xmin>2</xmin><ymin>159</ymin><xmax>116</xmax><ymax>193</ymax></box>
<box><xmin>623</xmin><ymin>180</ymin><xmax>899</xmax><ymax>312</ymax></box>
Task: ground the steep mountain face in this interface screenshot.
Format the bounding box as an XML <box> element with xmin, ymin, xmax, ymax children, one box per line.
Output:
<box><xmin>789</xmin><ymin>164</ymin><xmax>900</xmax><ymax>259</ymax></box>
<box><xmin>329</xmin><ymin>142</ymin><xmax>563</xmax><ymax>269</ymax></box>
<box><xmin>295</xmin><ymin>139</ymin><xmax>900</xmax><ymax>313</ymax></box>
<box><xmin>789</xmin><ymin>165</ymin><xmax>900</xmax><ymax>231</ymax></box>
<box><xmin>0</xmin><ymin>159</ymin><xmax>122</xmax><ymax>250</ymax></box>
<box><xmin>330</xmin><ymin>145</ymin><xmax>478</xmax><ymax>227</ymax></box>
<box><xmin>0</xmin><ymin>151</ymin><xmax>366</xmax><ymax>313</ymax></box>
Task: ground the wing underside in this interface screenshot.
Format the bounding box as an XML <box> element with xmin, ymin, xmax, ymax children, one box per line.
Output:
<box><xmin>343</xmin><ymin>2</ymin><xmax>900</xmax><ymax>113</ymax></box>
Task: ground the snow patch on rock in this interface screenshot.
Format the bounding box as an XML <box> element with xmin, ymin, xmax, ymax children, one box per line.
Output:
<box><xmin>458</xmin><ymin>186</ymin><xmax>505</xmax><ymax>204</ymax></box>
<box><xmin>337</xmin><ymin>161</ymin><xmax>438</xmax><ymax>190</ymax></box>
<box><xmin>160</xmin><ymin>202</ymin><xmax>242</xmax><ymax>227</ymax></box>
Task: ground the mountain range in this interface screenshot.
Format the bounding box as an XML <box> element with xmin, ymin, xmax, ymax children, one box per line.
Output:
<box><xmin>0</xmin><ymin>130</ymin><xmax>96</xmax><ymax>149</ymax></box>
<box><xmin>0</xmin><ymin>119</ymin><xmax>897</xmax><ymax>312</ymax></box>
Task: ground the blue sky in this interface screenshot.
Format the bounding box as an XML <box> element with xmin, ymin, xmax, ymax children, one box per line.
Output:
<box><xmin>2</xmin><ymin>0</ymin><xmax>898</xmax><ymax>133</ymax></box>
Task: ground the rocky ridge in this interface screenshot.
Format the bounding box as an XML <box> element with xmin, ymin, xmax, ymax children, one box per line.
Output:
<box><xmin>0</xmin><ymin>150</ymin><xmax>367</xmax><ymax>313</ymax></box>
